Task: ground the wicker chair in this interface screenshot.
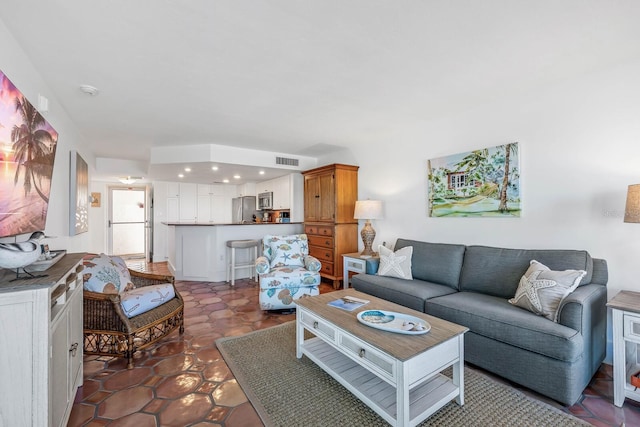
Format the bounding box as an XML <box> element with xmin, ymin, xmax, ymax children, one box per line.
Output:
<box><xmin>83</xmin><ymin>269</ymin><xmax>184</xmax><ymax>369</ymax></box>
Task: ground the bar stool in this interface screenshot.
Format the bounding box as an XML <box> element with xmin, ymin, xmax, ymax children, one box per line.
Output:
<box><xmin>226</xmin><ymin>239</ymin><xmax>259</xmax><ymax>286</ymax></box>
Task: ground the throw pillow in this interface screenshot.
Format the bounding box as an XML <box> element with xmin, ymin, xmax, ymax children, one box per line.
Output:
<box><xmin>268</xmin><ymin>235</ymin><xmax>307</xmax><ymax>268</ymax></box>
<box><xmin>83</xmin><ymin>253</ymin><xmax>134</xmax><ymax>294</ymax></box>
<box><xmin>377</xmin><ymin>245</ymin><xmax>413</xmax><ymax>280</ymax></box>
<box><xmin>120</xmin><ymin>283</ymin><xmax>175</xmax><ymax>318</ymax></box>
<box><xmin>509</xmin><ymin>260</ymin><xmax>586</xmax><ymax>322</ymax></box>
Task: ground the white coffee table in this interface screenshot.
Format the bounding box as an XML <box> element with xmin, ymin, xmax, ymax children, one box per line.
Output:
<box><xmin>296</xmin><ymin>289</ymin><xmax>468</xmax><ymax>427</ymax></box>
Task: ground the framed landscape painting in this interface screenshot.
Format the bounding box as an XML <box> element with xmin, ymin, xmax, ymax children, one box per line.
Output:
<box><xmin>427</xmin><ymin>142</ymin><xmax>520</xmax><ymax>217</ymax></box>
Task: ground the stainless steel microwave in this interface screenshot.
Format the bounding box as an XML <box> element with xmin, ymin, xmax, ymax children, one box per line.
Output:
<box><xmin>258</xmin><ymin>192</ymin><xmax>273</xmax><ymax>210</ymax></box>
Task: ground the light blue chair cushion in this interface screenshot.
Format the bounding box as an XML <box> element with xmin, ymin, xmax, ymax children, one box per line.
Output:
<box><xmin>120</xmin><ymin>282</ymin><xmax>176</xmax><ymax>318</ymax></box>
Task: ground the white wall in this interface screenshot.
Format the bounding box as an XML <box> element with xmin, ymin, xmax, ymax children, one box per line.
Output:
<box><xmin>0</xmin><ymin>20</ymin><xmax>93</xmax><ymax>253</ymax></box>
<box><xmin>323</xmin><ymin>58</ymin><xmax>640</xmax><ymax>362</ymax></box>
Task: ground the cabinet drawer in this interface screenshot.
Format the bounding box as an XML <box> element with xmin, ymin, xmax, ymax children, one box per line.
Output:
<box><xmin>344</xmin><ymin>257</ymin><xmax>366</xmax><ymax>274</ymax></box>
<box><xmin>308</xmin><ymin>235</ymin><xmax>334</xmax><ymax>248</ymax></box>
<box><xmin>320</xmin><ymin>262</ymin><xmax>334</xmax><ymax>275</ymax></box>
<box><xmin>305</xmin><ymin>225</ymin><xmax>334</xmax><ymax>237</ymax></box>
<box><xmin>299</xmin><ymin>310</ymin><xmax>336</xmax><ymax>342</ymax></box>
<box><xmin>624</xmin><ymin>313</ymin><xmax>640</xmax><ymax>342</ymax></box>
<box><xmin>339</xmin><ymin>332</ymin><xmax>395</xmax><ymax>380</ymax></box>
<box><xmin>310</xmin><ymin>247</ymin><xmax>333</xmax><ymax>263</ymax></box>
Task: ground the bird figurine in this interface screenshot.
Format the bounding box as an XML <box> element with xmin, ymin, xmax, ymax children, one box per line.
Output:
<box><xmin>0</xmin><ymin>231</ymin><xmax>46</xmax><ymax>279</ymax></box>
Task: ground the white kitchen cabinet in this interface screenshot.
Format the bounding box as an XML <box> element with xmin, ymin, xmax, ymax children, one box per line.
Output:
<box><xmin>258</xmin><ymin>175</ymin><xmax>291</xmax><ymax>210</ymax></box>
<box><xmin>0</xmin><ymin>253</ymin><xmax>85</xmax><ymax>427</ymax></box>
<box><xmin>272</xmin><ymin>175</ymin><xmax>290</xmax><ymax>209</ymax></box>
<box><xmin>178</xmin><ymin>183</ymin><xmax>197</xmax><ymax>222</ymax></box>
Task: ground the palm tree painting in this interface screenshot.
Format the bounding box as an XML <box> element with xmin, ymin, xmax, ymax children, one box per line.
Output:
<box><xmin>0</xmin><ymin>70</ymin><xmax>58</xmax><ymax>237</ymax></box>
<box><xmin>427</xmin><ymin>142</ymin><xmax>520</xmax><ymax>217</ymax></box>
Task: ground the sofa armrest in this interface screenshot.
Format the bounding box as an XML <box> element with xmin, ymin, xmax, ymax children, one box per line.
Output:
<box><xmin>304</xmin><ymin>255</ymin><xmax>322</xmax><ymax>273</ymax></box>
<box><xmin>255</xmin><ymin>256</ymin><xmax>270</xmax><ymax>275</ymax></box>
<box><xmin>557</xmin><ymin>284</ymin><xmax>606</xmax><ymax>332</ymax></box>
<box><xmin>557</xmin><ymin>283</ymin><xmax>607</xmax><ymax>375</ymax></box>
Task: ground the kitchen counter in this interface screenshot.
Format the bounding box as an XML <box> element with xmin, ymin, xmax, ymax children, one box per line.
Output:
<box><xmin>164</xmin><ymin>222</ymin><xmax>304</xmax><ymax>281</ymax></box>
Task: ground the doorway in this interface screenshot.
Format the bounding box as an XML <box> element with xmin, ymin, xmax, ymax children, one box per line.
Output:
<box><xmin>108</xmin><ymin>186</ymin><xmax>149</xmax><ymax>260</ymax></box>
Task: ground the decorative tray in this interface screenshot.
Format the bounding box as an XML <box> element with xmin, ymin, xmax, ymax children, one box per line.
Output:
<box><xmin>356</xmin><ymin>310</ymin><xmax>431</xmax><ymax>335</ymax></box>
<box><xmin>28</xmin><ymin>250</ymin><xmax>66</xmax><ymax>272</ymax></box>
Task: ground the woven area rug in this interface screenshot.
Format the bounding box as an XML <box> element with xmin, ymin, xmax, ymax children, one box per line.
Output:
<box><xmin>216</xmin><ymin>322</ymin><xmax>588</xmax><ymax>427</ymax></box>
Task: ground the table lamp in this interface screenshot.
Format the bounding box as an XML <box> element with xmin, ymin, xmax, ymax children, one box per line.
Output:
<box><xmin>354</xmin><ymin>200</ymin><xmax>383</xmax><ymax>257</ymax></box>
<box><xmin>624</xmin><ymin>184</ymin><xmax>640</xmax><ymax>223</ymax></box>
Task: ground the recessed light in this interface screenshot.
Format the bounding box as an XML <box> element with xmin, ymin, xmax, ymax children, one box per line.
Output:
<box><xmin>211</xmin><ymin>166</ymin><xmax>219</xmax><ymax>171</ymax></box>
<box><xmin>233</xmin><ymin>175</ymin><xmax>241</xmax><ymax>179</ymax></box>
<box><xmin>259</xmin><ymin>170</ymin><xmax>265</xmax><ymax>175</ymax></box>
<box><xmin>184</xmin><ymin>167</ymin><xmax>191</xmax><ymax>172</ymax></box>
<box><xmin>222</xmin><ymin>179</ymin><xmax>229</xmax><ymax>183</ymax></box>
<box><xmin>178</xmin><ymin>174</ymin><xmax>184</xmax><ymax>178</ymax></box>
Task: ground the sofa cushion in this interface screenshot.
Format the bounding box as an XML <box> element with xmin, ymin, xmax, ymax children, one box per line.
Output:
<box><xmin>394</xmin><ymin>239</ymin><xmax>466</xmax><ymax>289</ymax></box>
<box><xmin>351</xmin><ymin>273</ymin><xmax>457</xmax><ymax>312</ymax></box>
<box><xmin>509</xmin><ymin>260</ymin><xmax>586</xmax><ymax>322</ymax></box>
<box><xmin>458</xmin><ymin>246</ymin><xmax>593</xmax><ymax>299</ymax></box>
<box><xmin>120</xmin><ymin>283</ymin><xmax>176</xmax><ymax>318</ymax></box>
<box><xmin>426</xmin><ymin>292</ymin><xmax>583</xmax><ymax>362</ymax></box>
<box><xmin>377</xmin><ymin>245</ymin><xmax>413</xmax><ymax>280</ymax></box>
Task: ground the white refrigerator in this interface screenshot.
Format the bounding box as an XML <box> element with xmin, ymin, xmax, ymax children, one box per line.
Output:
<box><xmin>232</xmin><ymin>196</ymin><xmax>256</xmax><ymax>223</ymax></box>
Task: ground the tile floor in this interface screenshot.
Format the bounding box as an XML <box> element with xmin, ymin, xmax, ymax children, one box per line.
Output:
<box><xmin>68</xmin><ymin>263</ymin><xmax>640</xmax><ymax>426</ymax></box>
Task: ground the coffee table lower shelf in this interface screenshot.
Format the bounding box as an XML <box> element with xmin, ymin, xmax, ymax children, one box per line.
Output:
<box><xmin>302</xmin><ymin>337</ymin><xmax>459</xmax><ymax>426</ymax></box>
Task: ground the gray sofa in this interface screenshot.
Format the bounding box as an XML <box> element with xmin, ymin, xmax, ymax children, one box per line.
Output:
<box><xmin>351</xmin><ymin>238</ymin><xmax>608</xmax><ymax>406</ymax></box>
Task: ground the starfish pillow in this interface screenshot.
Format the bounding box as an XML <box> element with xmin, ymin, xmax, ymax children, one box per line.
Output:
<box><xmin>509</xmin><ymin>260</ymin><xmax>586</xmax><ymax>322</ymax></box>
<box><xmin>377</xmin><ymin>245</ymin><xmax>413</xmax><ymax>280</ymax></box>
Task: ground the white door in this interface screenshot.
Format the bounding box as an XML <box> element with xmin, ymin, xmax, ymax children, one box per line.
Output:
<box><xmin>109</xmin><ymin>187</ymin><xmax>147</xmax><ymax>259</ymax></box>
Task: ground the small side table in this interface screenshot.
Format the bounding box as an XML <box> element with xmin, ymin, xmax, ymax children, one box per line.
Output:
<box><xmin>342</xmin><ymin>252</ymin><xmax>379</xmax><ymax>289</ymax></box>
<box><xmin>607</xmin><ymin>290</ymin><xmax>640</xmax><ymax>407</ymax></box>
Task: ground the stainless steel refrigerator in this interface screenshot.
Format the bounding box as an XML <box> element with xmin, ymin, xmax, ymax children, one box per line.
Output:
<box><xmin>232</xmin><ymin>196</ymin><xmax>256</xmax><ymax>223</ymax></box>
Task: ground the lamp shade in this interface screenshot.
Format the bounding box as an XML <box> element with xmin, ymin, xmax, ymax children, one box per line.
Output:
<box><xmin>625</xmin><ymin>184</ymin><xmax>640</xmax><ymax>223</ymax></box>
<box><xmin>354</xmin><ymin>200</ymin><xmax>383</xmax><ymax>220</ymax></box>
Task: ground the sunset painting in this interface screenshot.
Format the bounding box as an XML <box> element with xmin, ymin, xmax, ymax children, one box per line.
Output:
<box><xmin>0</xmin><ymin>70</ymin><xmax>58</xmax><ymax>237</ymax></box>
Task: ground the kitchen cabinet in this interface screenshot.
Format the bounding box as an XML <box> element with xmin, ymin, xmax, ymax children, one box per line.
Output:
<box><xmin>178</xmin><ymin>183</ymin><xmax>197</xmax><ymax>221</ymax></box>
<box><xmin>0</xmin><ymin>253</ymin><xmax>85</xmax><ymax>427</ymax></box>
<box><xmin>302</xmin><ymin>164</ymin><xmax>359</xmax><ymax>289</ymax></box>
<box><xmin>195</xmin><ymin>184</ymin><xmax>234</xmax><ymax>223</ymax></box>
<box><xmin>166</xmin><ymin>182</ymin><xmax>197</xmax><ymax>222</ymax></box>
<box><xmin>258</xmin><ymin>175</ymin><xmax>291</xmax><ymax>209</ymax></box>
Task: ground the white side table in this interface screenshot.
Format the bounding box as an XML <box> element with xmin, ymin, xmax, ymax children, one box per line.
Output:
<box><xmin>607</xmin><ymin>290</ymin><xmax>640</xmax><ymax>407</ymax></box>
<box><xmin>342</xmin><ymin>252</ymin><xmax>379</xmax><ymax>289</ymax></box>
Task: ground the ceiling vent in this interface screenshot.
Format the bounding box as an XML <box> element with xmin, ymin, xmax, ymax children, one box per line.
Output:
<box><xmin>276</xmin><ymin>156</ymin><xmax>299</xmax><ymax>166</ymax></box>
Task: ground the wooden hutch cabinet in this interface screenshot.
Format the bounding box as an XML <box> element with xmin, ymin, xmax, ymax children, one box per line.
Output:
<box><xmin>302</xmin><ymin>164</ymin><xmax>359</xmax><ymax>288</ymax></box>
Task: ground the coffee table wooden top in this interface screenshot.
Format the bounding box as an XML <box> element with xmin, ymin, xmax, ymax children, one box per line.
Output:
<box><xmin>296</xmin><ymin>289</ymin><xmax>468</xmax><ymax>361</ymax></box>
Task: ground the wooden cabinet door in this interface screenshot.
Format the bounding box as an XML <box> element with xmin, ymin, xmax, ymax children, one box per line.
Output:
<box><xmin>318</xmin><ymin>172</ymin><xmax>335</xmax><ymax>222</ymax></box>
<box><xmin>304</xmin><ymin>175</ymin><xmax>320</xmax><ymax>222</ymax></box>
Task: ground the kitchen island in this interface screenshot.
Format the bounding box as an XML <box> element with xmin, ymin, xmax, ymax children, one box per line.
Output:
<box><xmin>163</xmin><ymin>222</ymin><xmax>303</xmax><ymax>282</ymax></box>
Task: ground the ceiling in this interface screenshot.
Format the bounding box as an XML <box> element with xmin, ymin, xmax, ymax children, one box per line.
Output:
<box><xmin>2</xmin><ymin>1</ymin><xmax>640</xmax><ymax>183</ymax></box>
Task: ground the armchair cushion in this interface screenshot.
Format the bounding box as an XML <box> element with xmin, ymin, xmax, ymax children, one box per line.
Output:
<box><xmin>304</xmin><ymin>255</ymin><xmax>321</xmax><ymax>272</ymax></box>
<box><xmin>120</xmin><ymin>282</ymin><xmax>176</xmax><ymax>318</ymax></box>
<box><xmin>266</xmin><ymin>235</ymin><xmax>308</xmax><ymax>268</ymax></box>
<box><xmin>256</xmin><ymin>256</ymin><xmax>270</xmax><ymax>275</ymax></box>
<box><xmin>83</xmin><ymin>253</ymin><xmax>134</xmax><ymax>294</ymax></box>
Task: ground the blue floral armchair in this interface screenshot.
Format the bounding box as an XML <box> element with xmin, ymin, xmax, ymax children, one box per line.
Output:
<box><xmin>256</xmin><ymin>234</ymin><xmax>321</xmax><ymax>310</ymax></box>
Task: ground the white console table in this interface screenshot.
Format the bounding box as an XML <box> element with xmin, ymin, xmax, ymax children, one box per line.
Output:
<box><xmin>0</xmin><ymin>253</ymin><xmax>85</xmax><ymax>427</ymax></box>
